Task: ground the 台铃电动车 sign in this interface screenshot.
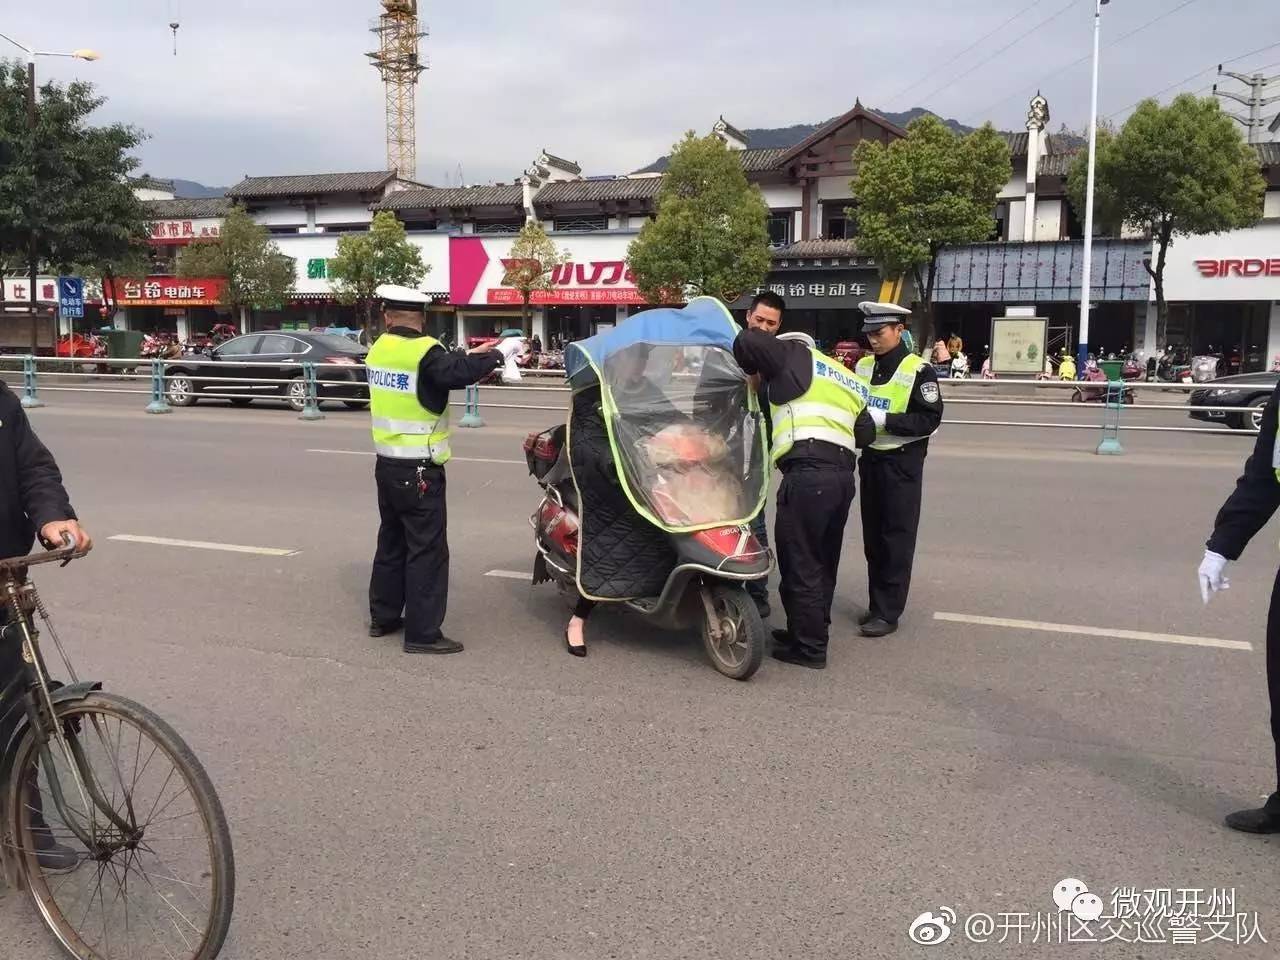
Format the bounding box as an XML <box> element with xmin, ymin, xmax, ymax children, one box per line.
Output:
<box><xmin>108</xmin><ymin>277</ymin><xmax>226</xmax><ymax>307</ymax></box>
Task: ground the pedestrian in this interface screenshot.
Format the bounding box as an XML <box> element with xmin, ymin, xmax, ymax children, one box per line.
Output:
<box><xmin>734</xmin><ymin>321</ymin><xmax>876</xmax><ymax>669</ymax></box>
<box><xmin>853</xmin><ymin>302</ymin><xmax>943</xmax><ymax>638</ymax></box>
<box><xmin>1199</xmin><ymin>379</ymin><xmax>1280</xmax><ymax>833</ymax></box>
<box><xmin>947</xmin><ymin>331</ymin><xmax>964</xmax><ymax>358</ymax></box>
<box><xmin>741</xmin><ymin>290</ymin><xmax>785</xmax><ymax>621</ymax></box>
<box><xmin>366</xmin><ymin>285</ymin><xmax>520</xmax><ymax>654</ymax></box>
<box><xmin>0</xmin><ymin>380</ymin><xmax>92</xmax><ymax>869</ymax></box>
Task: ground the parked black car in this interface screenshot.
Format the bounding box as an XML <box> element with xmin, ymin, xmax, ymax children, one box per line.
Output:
<box><xmin>1188</xmin><ymin>371</ymin><xmax>1278</xmax><ymax>431</ymax></box>
<box><xmin>164</xmin><ymin>332</ymin><xmax>369</xmax><ymax>411</ymax></box>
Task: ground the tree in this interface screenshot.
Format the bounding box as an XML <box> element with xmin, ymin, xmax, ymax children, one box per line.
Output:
<box><xmin>501</xmin><ymin>221</ymin><xmax>569</xmax><ymax>335</ymax></box>
<box><xmin>328</xmin><ymin>210</ymin><xmax>428</xmax><ymax>333</ymax></box>
<box><xmin>176</xmin><ymin>205</ymin><xmax>294</xmax><ymax>329</ymax></box>
<box><xmin>1068</xmin><ymin>94</ymin><xmax>1265</xmax><ymax>348</ymax></box>
<box><xmin>851</xmin><ymin>115</ymin><xmax>1011</xmax><ymax>348</ymax></box>
<box><xmin>627</xmin><ymin>132</ymin><xmax>770</xmax><ymax>304</ymax></box>
<box><xmin>0</xmin><ymin>59</ymin><xmax>151</xmax><ymax>345</ymax></box>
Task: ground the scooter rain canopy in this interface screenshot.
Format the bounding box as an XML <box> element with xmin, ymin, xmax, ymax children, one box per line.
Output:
<box><xmin>566</xmin><ymin>297</ymin><xmax>767</xmax><ymax>532</ymax></box>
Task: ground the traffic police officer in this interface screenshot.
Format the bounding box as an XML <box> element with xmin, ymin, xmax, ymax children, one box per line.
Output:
<box><xmin>853</xmin><ymin>302</ymin><xmax>943</xmax><ymax>638</ymax></box>
<box><xmin>366</xmin><ymin>285</ymin><xmax>517</xmax><ymax>654</ymax></box>
<box><xmin>734</xmin><ymin>325</ymin><xmax>876</xmax><ymax>669</ymax></box>
<box><xmin>1199</xmin><ymin>379</ymin><xmax>1280</xmax><ymax>833</ymax></box>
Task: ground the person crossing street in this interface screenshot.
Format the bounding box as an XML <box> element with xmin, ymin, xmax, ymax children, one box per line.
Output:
<box><xmin>853</xmin><ymin>302</ymin><xmax>943</xmax><ymax>638</ymax></box>
<box><xmin>366</xmin><ymin>285</ymin><xmax>519</xmax><ymax>654</ymax></box>
<box><xmin>734</xmin><ymin>324</ymin><xmax>875</xmax><ymax>669</ymax></box>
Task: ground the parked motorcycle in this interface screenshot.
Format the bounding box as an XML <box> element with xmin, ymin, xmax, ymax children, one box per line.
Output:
<box><xmin>1190</xmin><ymin>354</ymin><xmax>1222</xmax><ymax>383</ymax></box>
<box><xmin>1072</xmin><ymin>358</ymin><xmax>1134</xmax><ymax>404</ymax></box>
<box><xmin>949</xmin><ymin>351</ymin><xmax>971</xmax><ymax>379</ymax></box>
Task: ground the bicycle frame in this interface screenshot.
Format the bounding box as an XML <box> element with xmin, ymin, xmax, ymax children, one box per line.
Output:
<box><xmin>0</xmin><ymin>539</ymin><xmax>137</xmax><ymax>864</ymax></box>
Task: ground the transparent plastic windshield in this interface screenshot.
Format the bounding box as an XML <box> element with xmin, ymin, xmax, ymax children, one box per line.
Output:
<box><xmin>599</xmin><ymin>342</ymin><xmax>766</xmax><ymax>530</ymax></box>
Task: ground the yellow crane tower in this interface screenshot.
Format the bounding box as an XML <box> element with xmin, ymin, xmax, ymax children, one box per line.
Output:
<box><xmin>366</xmin><ymin>0</ymin><xmax>427</xmax><ymax>180</ymax></box>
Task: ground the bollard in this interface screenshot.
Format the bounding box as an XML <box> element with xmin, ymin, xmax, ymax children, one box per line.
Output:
<box><xmin>458</xmin><ymin>383</ymin><xmax>485</xmax><ymax>428</ymax></box>
<box><xmin>1095</xmin><ymin>380</ymin><xmax>1124</xmax><ymax>455</ymax></box>
<box><xmin>145</xmin><ymin>359</ymin><xmax>171</xmax><ymax>414</ymax></box>
<box><xmin>298</xmin><ymin>362</ymin><xmax>325</xmax><ymax>421</ymax></box>
<box><xmin>19</xmin><ymin>355</ymin><xmax>43</xmax><ymax>409</ymax></box>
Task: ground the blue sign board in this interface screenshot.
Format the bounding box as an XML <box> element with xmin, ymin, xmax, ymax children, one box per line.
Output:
<box><xmin>57</xmin><ymin>276</ymin><xmax>85</xmax><ymax>319</ymax></box>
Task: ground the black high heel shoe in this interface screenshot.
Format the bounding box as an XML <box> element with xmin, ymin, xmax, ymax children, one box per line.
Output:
<box><xmin>564</xmin><ymin>628</ymin><xmax>587</xmax><ymax>658</ymax></box>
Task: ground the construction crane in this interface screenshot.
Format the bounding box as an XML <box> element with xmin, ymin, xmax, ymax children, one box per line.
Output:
<box><xmin>366</xmin><ymin>1</ymin><xmax>427</xmax><ymax>180</ymax></box>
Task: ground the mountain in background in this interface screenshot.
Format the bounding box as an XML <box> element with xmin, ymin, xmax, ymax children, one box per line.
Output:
<box><xmin>170</xmin><ymin>179</ymin><xmax>228</xmax><ymax>198</ymax></box>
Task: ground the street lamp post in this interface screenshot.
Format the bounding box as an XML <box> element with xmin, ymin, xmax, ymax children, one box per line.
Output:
<box><xmin>1077</xmin><ymin>0</ymin><xmax>1108</xmax><ymax>372</ymax></box>
<box><xmin>0</xmin><ymin>33</ymin><xmax>99</xmax><ymax>352</ymax></box>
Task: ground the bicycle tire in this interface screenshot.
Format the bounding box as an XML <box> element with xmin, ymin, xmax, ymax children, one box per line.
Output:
<box><xmin>4</xmin><ymin>692</ymin><xmax>235</xmax><ymax>960</ymax></box>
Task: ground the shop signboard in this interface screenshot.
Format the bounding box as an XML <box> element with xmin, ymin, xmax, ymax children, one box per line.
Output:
<box><xmin>108</xmin><ymin>276</ymin><xmax>227</xmax><ymax>307</ymax></box>
<box><xmin>1</xmin><ymin>278</ymin><xmax>57</xmax><ymax>302</ymax></box>
<box><xmin>148</xmin><ymin>218</ymin><xmax>223</xmax><ymax>244</ymax></box>
<box><xmin>449</xmin><ymin>236</ymin><xmax>650</xmax><ymax>306</ymax></box>
<box><xmin>731</xmin><ymin>269</ymin><xmax>884</xmax><ymax>310</ymax></box>
<box><xmin>1159</xmin><ymin>223</ymin><xmax>1280</xmax><ymax>302</ymax></box>
<box><xmin>989</xmin><ymin>317</ymin><xmax>1047</xmax><ymax>375</ymax></box>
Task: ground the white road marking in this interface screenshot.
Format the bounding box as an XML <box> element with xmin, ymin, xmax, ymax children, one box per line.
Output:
<box><xmin>933</xmin><ymin>612</ymin><xmax>1251</xmax><ymax>652</ymax></box>
<box><xmin>108</xmin><ymin>535</ymin><xmax>299</xmax><ymax>558</ymax></box>
<box><xmin>485</xmin><ymin>570</ymin><xmax>531</xmax><ymax>580</ymax></box>
<box><xmin>306</xmin><ymin>449</ymin><xmax>523</xmax><ymax>465</ymax></box>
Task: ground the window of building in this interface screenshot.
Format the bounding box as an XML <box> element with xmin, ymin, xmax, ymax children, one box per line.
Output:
<box><xmin>401</xmin><ymin>219</ymin><xmax>439</xmax><ymax>231</ymax></box>
<box><xmin>1062</xmin><ymin>198</ymin><xmax>1084</xmax><ymax>240</ymax></box>
<box><xmin>766</xmin><ymin>213</ymin><xmax>792</xmax><ymax>248</ymax></box>
<box><xmin>474</xmin><ymin>220</ymin><xmax>524</xmax><ymax>235</ymax></box>
<box><xmin>991</xmin><ymin>201</ymin><xmax>1008</xmax><ymax>241</ymax></box>
<box><xmin>553</xmin><ymin>215</ymin><xmax>608</xmax><ymax>233</ymax></box>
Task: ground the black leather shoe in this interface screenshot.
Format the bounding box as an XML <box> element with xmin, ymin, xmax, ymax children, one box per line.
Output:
<box><xmin>564</xmin><ymin>629</ymin><xmax>587</xmax><ymax>658</ymax></box>
<box><xmin>771</xmin><ymin>628</ymin><xmax>793</xmax><ymax>649</ymax></box>
<box><xmin>750</xmin><ymin>596</ymin><xmax>772</xmax><ymax>620</ymax></box>
<box><xmin>403</xmin><ymin>637</ymin><xmax>464</xmax><ymax>655</ymax></box>
<box><xmin>30</xmin><ymin>810</ymin><xmax>79</xmax><ymax>870</ymax></box>
<box><xmin>857</xmin><ymin>611</ymin><xmax>876</xmax><ymax>627</ymax></box>
<box><xmin>1225</xmin><ymin>792</ymin><xmax>1280</xmax><ymax>834</ymax></box>
<box><xmin>369</xmin><ymin>618</ymin><xmax>403</xmax><ymax>638</ymax></box>
<box><xmin>771</xmin><ymin>646</ymin><xmax>826</xmax><ymax>670</ymax></box>
<box><xmin>859</xmin><ymin>618</ymin><xmax>898</xmax><ymax>638</ymax></box>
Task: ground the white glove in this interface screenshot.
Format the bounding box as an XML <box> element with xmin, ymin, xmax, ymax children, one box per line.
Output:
<box><xmin>868</xmin><ymin>408</ymin><xmax>887</xmax><ymax>429</ymax></box>
<box><xmin>1198</xmin><ymin>549</ymin><xmax>1230</xmax><ymax>604</ymax></box>
<box><xmin>496</xmin><ymin>337</ymin><xmax>526</xmax><ymax>360</ymax></box>
<box><xmin>500</xmin><ymin>355</ymin><xmax>523</xmax><ymax>384</ymax></box>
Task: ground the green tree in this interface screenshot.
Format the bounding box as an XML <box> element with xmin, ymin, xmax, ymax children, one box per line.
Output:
<box><xmin>0</xmin><ymin>59</ymin><xmax>151</xmax><ymax>345</ymax></box>
<box><xmin>176</xmin><ymin>205</ymin><xmax>294</xmax><ymax>330</ymax></box>
<box><xmin>1068</xmin><ymin>94</ymin><xmax>1265</xmax><ymax>347</ymax></box>
<box><xmin>328</xmin><ymin>210</ymin><xmax>428</xmax><ymax>333</ymax></box>
<box><xmin>501</xmin><ymin>221</ymin><xmax>569</xmax><ymax>335</ymax></box>
<box><xmin>852</xmin><ymin>115</ymin><xmax>1011</xmax><ymax>347</ymax></box>
<box><xmin>627</xmin><ymin>132</ymin><xmax>770</xmax><ymax>304</ymax></box>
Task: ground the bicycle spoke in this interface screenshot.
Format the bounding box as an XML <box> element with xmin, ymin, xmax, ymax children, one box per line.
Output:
<box><xmin>142</xmin><ymin>765</ymin><xmax>178</xmax><ymax>829</ymax></box>
<box><xmin>142</xmin><ymin>781</ymin><xmax>193</xmax><ymax>830</ymax></box>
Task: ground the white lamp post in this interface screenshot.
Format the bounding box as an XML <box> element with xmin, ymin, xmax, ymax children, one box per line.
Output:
<box><xmin>1077</xmin><ymin>0</ymin><xmax>1108</xmax><ymax>372</ymax></box>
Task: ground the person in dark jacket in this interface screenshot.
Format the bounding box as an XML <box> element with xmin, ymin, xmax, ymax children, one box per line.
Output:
<box><xmin>741</xmin><ymin>291</ymin><xmax>785</xmax><ymax>621</ymax></box>
<box><xmin>0</xmin><ymin>381</ymin><xmax>90</xmax><ymax>870</ymax></box>
<box><xmin>1199</xmin><ymin>380</ymin><xmax>1280</xmax><ymax>833</ymax></box>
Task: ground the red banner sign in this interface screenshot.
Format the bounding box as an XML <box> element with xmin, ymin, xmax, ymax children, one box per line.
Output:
<box><xmin>108</xmin><ymin>277</ymin><xmax>226</xmax><ymax>307</ymax></box>
<box><xmin>1195</xmin><ymin>258</ymin><xmax>1280</xmax><ymax>278</ymax></box>
<box><xmin>486</xmin><ymin>287</ymin><xmax>649</xmax><ymax>306</ymax></box>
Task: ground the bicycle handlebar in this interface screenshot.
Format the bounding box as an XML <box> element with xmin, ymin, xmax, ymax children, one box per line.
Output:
<box><xmin>0</xmin><ymin>533</ymin><xmax>83</xmax><ymax>575</ymax></box>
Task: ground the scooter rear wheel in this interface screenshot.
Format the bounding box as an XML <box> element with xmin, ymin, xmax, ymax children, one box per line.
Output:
<box><xmin>700</xmin><ymin>584</ymin><xmax>766</xmax><ymax>681</ymax></box>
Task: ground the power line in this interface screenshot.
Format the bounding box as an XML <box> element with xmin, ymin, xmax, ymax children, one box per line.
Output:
<box><xmin>907</xmin><ymin>0</ymin><xmax>1079</xmax><ymax>112</ymax></box>
<box><xmin>965</xmin><ymin>0</ymin><xmax>1204</xmax><ymax>123</ymax></box>
<box><xmin>1105</xmin><ymin>44</ymin><xmax>1280</xmax><ymax>122</ymax></box>
<box><xmin>880</xmin><ymin>0</ymin><xmax>1054</xmax><ymax>107</ymax></box>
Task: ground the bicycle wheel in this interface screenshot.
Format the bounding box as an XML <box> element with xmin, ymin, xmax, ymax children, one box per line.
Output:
<box><xmin>4</xmin><ymin>692</ymin><xmax>235</xmax><ymax>960</ymax></box>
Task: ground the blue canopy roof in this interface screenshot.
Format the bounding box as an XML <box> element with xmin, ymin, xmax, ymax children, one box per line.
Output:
<box><xmin>565</xmin><ymin>297</ymin><xmax>740</xmax><ymax>381</ymax></box>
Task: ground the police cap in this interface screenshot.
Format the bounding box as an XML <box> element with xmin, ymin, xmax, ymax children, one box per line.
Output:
<box><xmin>376</xmin><ymin>284</ymin><xmax>431</xmax><ymax>312</ymax></box>
<box><xmin>858</xmin><ymin>301</ymin><xmax>911</xmax><ymax>332</ymax></box>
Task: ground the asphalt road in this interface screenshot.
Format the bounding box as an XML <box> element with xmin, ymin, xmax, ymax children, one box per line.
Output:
<box><xmin>0</xmin><ymin>384</ymin><xmax>1276</xmax><ymax>960</ymax></box>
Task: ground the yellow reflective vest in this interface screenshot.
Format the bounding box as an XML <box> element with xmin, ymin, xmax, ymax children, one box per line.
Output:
<box><xmin>770</xmin><ymin>348</ymin><xmax>869</xmax><ymax>462</ymax></box>
<box><xmin>855</xmin><ymin>353</ymin><xmax>928</xmax><ymax>451</ymax></box>
<box><xmin>366</xmin><ymin>333</ymin><xmax>452</xmax><ymax>464</ymax></box>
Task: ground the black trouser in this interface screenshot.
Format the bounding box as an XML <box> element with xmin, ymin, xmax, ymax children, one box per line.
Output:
<box><xmin>369</xmin><ymin>458</ymin><xmax>448</xmax><ymax>645</ymax></box>
<box><xmin>859</xmin><ymin>448</ymin><xmax>925</xmax><ymax>625</ymax></box>
<box><xmin>745</xmin><ymin>504</ymin><xmax>770</xmax><ymax>608</ymax></box>
<box><xmin>775</xmin><ymin>462</ymin><xmax>856</xmax><ymax>660</ymax></box>
<box><xmin>1266</xmin><ymin>568</ymin><xmax>1280</xmax><ymax>792</ymax></box>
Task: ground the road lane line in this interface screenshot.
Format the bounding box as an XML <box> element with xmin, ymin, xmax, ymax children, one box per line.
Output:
<box><xmin>933</xmin><ymin>612</ymin><xmax>1251</xmax><ymax>652</ymax></box>
<box><xmin>306</xmin><ymin>449</ymin><xmax>524</xmax><ymax>465</ymax></box>
<box><xmin>485</xmin><ymin>570</ymin><xmax>531</xmax><ymax>580</ymax></box>
<box><xmin>108</xmin><ymin>535</ymin><xmax>299</xmax><ymax>558</ymax></box>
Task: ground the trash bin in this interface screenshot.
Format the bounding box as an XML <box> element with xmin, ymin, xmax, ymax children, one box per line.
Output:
<box><xmin>1099</xmin><ymin>359</ymin><xmax>1123</xmax><ymax>381</ymax></box>
<box><xmin>103</xmin><ymin>330</ymin><xmax>144</xmax><ymax>359</ymax></box>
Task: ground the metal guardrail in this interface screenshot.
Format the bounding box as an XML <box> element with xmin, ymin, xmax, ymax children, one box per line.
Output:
<box><xmin>2</xmin><ymin>356</ymin><xmax>1259</xmax><ymax>452</ymax></box>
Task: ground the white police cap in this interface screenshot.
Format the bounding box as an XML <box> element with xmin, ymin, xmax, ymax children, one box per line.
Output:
<box><xmin>376</xmin><ymin>284</ymin><xmax>431</xmax><ymax>310</ymax></box>
<box><xmin>858</xmin><ymin>300</ymin><xmax>911</xmax><ymax>331</ymax></box>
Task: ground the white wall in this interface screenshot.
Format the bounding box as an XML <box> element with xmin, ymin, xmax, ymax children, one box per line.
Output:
<box><xmin>1159</xmin><ymin>221</ymin><xmax>1280</xmax><ymax>301</ymax></box>
<box><xmin>761</xmin><ymin>184</ymin><xmax>803</xmax><ymax>209</ymax></box>
<box><xmin>270</xmin><ymin>233</ymin><xmax>450</xmax><ymax>295</ymax></box>
<box><xmin>999</xmin><ymin>158</ymin><xmax>1029</xmax><ymax>200</ymax></box>
<box><xmin>316</xmin><ymin>202</ymin><xmax>375</xmax><ymax>225</ymax></box>
<box><xmin>134</xmin><ymin>186</ymin><xmax>175</xmax><ymax>201</ymax></box>
<box><xmin>1007</xmin><ymin>200</ymin><xmax>1026</xmax><ymax>242</ymax></box>
<box><xmin>1034</xmin><ymin>199</ymin><xmax>1062</xmax><ymax>241</ymax></box>
<box><xmin>1264</xmin><ymin>190</ymin><xmax>1280</xmax><ymax>219</ymax></box>
<box><xmin>816</xmin><ymin>176</ymin><xmax>853</xmax><ymax>202</ymax></box>
<box><xmin>251</xmin><ymin>206</ymin><xmax>306</xmax><ymax>227</ymax></box>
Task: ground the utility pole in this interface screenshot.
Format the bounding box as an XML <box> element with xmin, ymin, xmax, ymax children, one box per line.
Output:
<box><xmin>1214</xmin><ymin>68</ymin><xmax>1280</xmax><ymax>145</ymax></box>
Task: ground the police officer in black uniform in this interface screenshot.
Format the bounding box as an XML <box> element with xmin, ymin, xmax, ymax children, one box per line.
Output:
<box><xmin>1199</xmin><ymin>380</ymin><xmax>1280</xmax><ymax>833</ymax></box>
<box><xmin>742</xmin><ymin>291</ymin><xmax>785</xmax><ymax>620</ymax></box>
<box><xmin>854</xmin><ymin>303</ymin><xmax>943</xmax><ymax>638</ymax></box>
<box><xmin>366</xmin><ymin>286</ymin><xmax>512</xmax><ymax>654</ymax></box>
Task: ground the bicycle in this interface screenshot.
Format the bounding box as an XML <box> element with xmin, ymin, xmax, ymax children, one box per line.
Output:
<box><xmin>0</xmin><ymin>536</ymin><xmax>235</xmax><ymax>960</ymax></box>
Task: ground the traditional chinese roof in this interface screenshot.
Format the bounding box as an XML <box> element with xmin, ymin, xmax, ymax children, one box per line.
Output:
<box><xmin>773</xmin><ymin>239</ymin><xmax>860</xmax><ymax>258</ymax></box>
<box><xmin>775</xmin><ymin>101</ymin><xmax>909</xmax><ymax>167</ymax></box>
<box><xmin>633</xmin><ymin>147</ymin><xmax>788</xmax><ymax>176</ymax></box>
<box><xmin>227</xmin><ymin>171</ymin><xmax>397</xmax><ymax>199</ymax></box>
<box><xmin>536</xmin><ymin>178</ymin><xmax>663</xmax><ymax>203</ymax></box>
<box><xmin>144</xmin><ymin>197</ymin><xmax>233</xmax><ymax>219</ymax></box>
<box><xmin>1037</xmin><ymin>152</ymin><xmax>1077</xmax><ymax>178</ymax></box>
<box><xmin>131</xmin><ymin>175</ymin><xmax>176</xmax><ymax>192</ymax></box>
<box><xmin>373</xmin><ymin>184</ymin><xmax>524</xmax><ymax>210</ymax></box>
<box><xmin>1256</xmin><ymin>143</ymin><xmax>1280</xmax><ymax>168</ymax></box>
<box><xmin>714</xmin><ymin>116</ymin><xmax>749</xmax><ymax>145</ymax></box>
<box><xmin>538</xmin><ymin>151</ymin><xmax>582</xmax><ymax>175</ymax></box>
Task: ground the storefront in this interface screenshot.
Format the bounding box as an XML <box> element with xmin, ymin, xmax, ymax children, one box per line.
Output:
<box><xmin>1158</xmin><ymin>224</ymin><xmax>1280</xmax><ymax>371</ymax></box>
<box><xmin>449</xmin><ymin>235</ymin><xmax>650</xmax><ymax>346</ymax></box>
<box><xmin>108</xmin><ymin>277</ymin><xmax>230</xmax><ymax>338</ymax></box>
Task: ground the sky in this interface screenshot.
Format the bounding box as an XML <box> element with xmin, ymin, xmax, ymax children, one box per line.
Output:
<box><xmin>4</xmin><ymin>0</ymin><xmax>1279</xmax><ymax>189</ymax></box>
